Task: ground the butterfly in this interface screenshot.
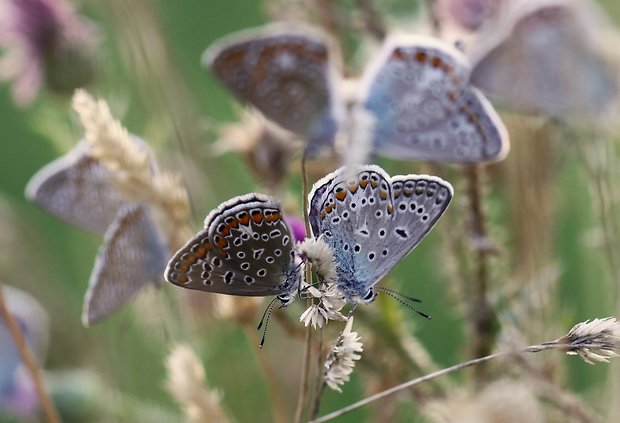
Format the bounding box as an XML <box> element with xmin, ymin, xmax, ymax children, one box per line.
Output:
<box><xmin>164</xmin><ymin>194</ymin><xmax>302</xmax><ymax>305</ymax></box>
<box><xmin>203</xmin><ymin>23</ymin><xmax>341</xmax><ymax>157</ymax></box>
<box><xmin>204</xmin><ymin>24</ymin><xmax>509</xmax><ymax>163</ymax></box>
<box><xmin>470</xmin><ymin>0</ymin><xmax>618</xmax><ymax>118</ymax></box>
<box><xmin>309</xmin><ymin>165</ymin><xmax>453</xmax><ymax>303</ymax></box>
<box><xmin>26</xmin><ymin>140</ymin><xmax>169</xmax><ymax>326</ymax></box>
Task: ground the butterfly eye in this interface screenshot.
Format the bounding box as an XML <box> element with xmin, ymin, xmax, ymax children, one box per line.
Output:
<box><xmin>362</xmin><ymin>288</ymin><xmax>377</xmax><ymax>303</ymax></box>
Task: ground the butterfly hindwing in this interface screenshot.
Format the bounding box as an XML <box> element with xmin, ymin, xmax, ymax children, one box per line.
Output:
<box><xmin>83</xmin><ymin>205</ymin><xmax>169</xmax><ymax>326</ymax></box>
<box><xmin>373</xmin><ymin>174</ymin><xmax>453</xmax><ymax>282</ymax></box>
<box><xmin>362</xmin><ymin>36</ymin><xmax>509</xmax><ymax>163</ymax></box>
<box><xmin>165</xmin><ymin>194</ymin><xmax>300</xmax><ymax>297</ymax></box>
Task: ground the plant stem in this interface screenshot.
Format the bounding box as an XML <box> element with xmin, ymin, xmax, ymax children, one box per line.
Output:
<box><xmin>310</xmin><ymin>343</ymin><xmax>571</xmax><ymax>422</ymax></box>
<box><xmin>0</xmin><ymin>284</ymin><xmax>62</xmax><ymax>423</ymax></box>
<box><xmin>354</xmin><ymin>0</ymin><xmax>386</xmax><ymax>41</ymax></box>
<box><xmin>310</xmin><ymin>328</ymin><xmax>325</xmax><ymax>419</ymax></box>
<box><xmin>463</xmin><ymin>165</ymin><xmax>495</xmax><ymax>377</ymax></box>
<box><xmin>294</xmin><ymin>151</ymin><xmax>315</xmax><ymax>423</ymax></box>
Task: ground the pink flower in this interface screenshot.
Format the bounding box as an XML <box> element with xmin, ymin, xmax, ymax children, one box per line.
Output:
<box><xmin>284</xmin><ymin>214</ymin><xmax>306</xmax><ymax>243</ymax></box>
<box><xmin>0</xmin><ymin>0</ymin><xmax>98</xmax><ymax>106</ymax></box>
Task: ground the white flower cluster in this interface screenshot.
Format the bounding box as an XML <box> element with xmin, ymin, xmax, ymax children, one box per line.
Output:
<box><xmin>298</xmin><ymin>236</ymin><xmax>337</xmax><ymax>283</ymax></box>
<box><xmin>323</xmin><ymin>317</ymin><xmax>363</xmax><ymax>392</ymax></box>
<box><xmin>299</xmin><ymin>284</ymin><xmax>347</xmax><ymax>329</ymax></box>
<box><xmin>562</xmin><ymin>317</ymin><xmax>620</xmax><ymax>365</ymax></box>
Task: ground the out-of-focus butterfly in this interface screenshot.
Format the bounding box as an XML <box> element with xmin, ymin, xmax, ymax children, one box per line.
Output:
<box><xmin>204</xmin><ymin>24</ymin><xmax>509</xmax><ymax>163</ymax></box>
<box><xmin>470</xmin><ymin>0</ymin><xmax>619</xmax><ymax>118</ymax></box>
<box><xmin>26</xmin><ymin>140</ymin><xmax>169</xmax><ymax>326</ymax></box>
<box><xmin>309</xmin><ymin>165</ymin><xmax>453</xmax><ymax>303</ymax></box>
<box><xmin>165</xmin><ymin>194</ymin><xmax>302</xmax><ymax>306</ymax></box>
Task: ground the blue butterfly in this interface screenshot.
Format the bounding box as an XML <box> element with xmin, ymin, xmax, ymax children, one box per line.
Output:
<box><xmin>309</xmin><ymin>165</ymin><xmax>453</xmax><ymax>303</ymax></box>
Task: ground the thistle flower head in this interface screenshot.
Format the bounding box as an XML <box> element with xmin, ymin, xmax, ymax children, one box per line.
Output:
<box><xmin>298</xmin><ymin>236</ymin><xmax>337</xmax><ymax>283</ymax></box>
<box><xmin>323</xmin><ymin>317</ymin><xmax>363</xmax><ymax>392</ymax></box>
<box><xmin>559</xmin><ymin>317</ymin><xmax>620</xmax><ymax>365</ymax></box>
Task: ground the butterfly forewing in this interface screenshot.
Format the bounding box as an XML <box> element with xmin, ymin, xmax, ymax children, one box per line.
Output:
<box><xmin>165</xmin><ymin>194</ymin><xmax>299</xmax><ymax>297</ymax></box>
<box><xmin>82</xmin><ymin>205</ymin><xmax>169</xmax><ymax>326</ymax></box>
<box><xmin>362</xmin><ymin>36</ymin><xmax>509</xmax><ymax>163</ymax></box>
<box><xmin>26</xmin><ymin>142</ymin><xmax>127</xmax><ymax>234</ymax></box>
<box><xmin>205</xmin><ymin>24</ymin><xmax>339</xmax><ymax>154</ymax></box>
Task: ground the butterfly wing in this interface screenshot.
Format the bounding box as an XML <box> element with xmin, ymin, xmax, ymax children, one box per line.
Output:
<box><xmin>371</xmin><ymin>174</ymin><xmax>453</xmax><ymax>282</ymax></box>
<box><xmin>165</xmin><ymin>194</ymin><xmax>300</xmax><ymax>297</ymax></box>
<box><xmin>204</xmin><ymin>24</ymin><xmax>340</xmax><ymax>154</ymax></box>
<box><xmin>82</xmin><ymin>205</ymin><xmax>169</xmax><ymax>326</ymax></box>
<box><xmin>362</xmin><ymin>36</ymin><xmax>508</xmax><ymax>163</ymax></box>
<box><xmin>309</xmin><ymin>166</ymin><xmax>397</xmax><ymax>297</ymax></box>
<box><xmin>25</xmin><ymin>142</ymin><xmax>127</xmax><ymax>234</ymax></box>
<box><xmin>470</xmin><ymin>0</ymin><xmax>618</xmax><ymax>116</ymax></box>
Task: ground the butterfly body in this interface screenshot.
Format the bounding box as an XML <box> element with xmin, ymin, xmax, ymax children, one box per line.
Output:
<box><xmin>309</xmin><ymin>165</ymin><xmax>453</xmax><ymax>302</ymax></box>
<box><xmin>165</xmin><ymin>194</ymin><xmax>301</xmax><ymax>304</ymax></box>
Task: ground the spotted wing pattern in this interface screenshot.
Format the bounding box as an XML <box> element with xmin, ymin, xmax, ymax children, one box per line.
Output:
<box><xmin>165</xmin><ymin>194</ymin><xmax>300</xmax><ymax>297</ymax></box>
<box><xmin>204</xmin><ymin>24</ymin><xmax>339</xmax><ymax>155</ymax></box>
<box><xmin>362</xmin><ymin>36</ymin><xmax>509</xmax><ymax>163</ymax></box>
<box><xmin>83</xmin><ymin>205</ymin><xmax>169</xmax><ymax>326</ymax></box>
<box><xmin>25</xmin><ymin>142</ymin><xmax>127</xmax><ymax>234</ymax></box>
<box><xmin>309</xmin><ymin>166</ymin><xmax>453</xmax><ymax>299</ymax></box>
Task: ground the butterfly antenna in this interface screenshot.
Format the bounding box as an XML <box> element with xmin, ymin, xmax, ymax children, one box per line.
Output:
<box><xmin>376</xmin><ymin>287</ymin><xmax>431</xmax><ymax>319</ymax></box>
<box><xmin>257</xmin><ymin>297</ymin><xmax>278</xmax><ymax>331</ymax></box>
<box><xmin>377</xmin><ymin>287</ymin><xmax>422</xmax><ymax>303</ymax></box>
<box><xmin>257</xmin><ymin>297</ymin><xmax>278</xmax><ymax>348</ymax></box>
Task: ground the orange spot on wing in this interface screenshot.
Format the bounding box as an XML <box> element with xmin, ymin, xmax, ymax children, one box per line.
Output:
<box><xmin>348</xmin><ymin>183</ymin><xmax>358</xmax><ymax>194</ymax></box>
<box><xmin>392</xmin><ymin>48</ymin><xmax>406</xmax><ymax>61</ymax></box>
<box><xmin>177</xmin><ymin>274</ymin><xmax>188</xmax><ymax>284</ymax></box>
<box><xmin>266</xmin><ymin>212</ymin><xmax>281</xmax><ymax>223</ymax></box>
<box><xmin>220</xmin><ymin>226</ymin><xmax>230</xmax><ymax>237</ymax></box>
<box><xmin>370</xmin><ymin>181</ymin><xmax>378</xmax><ymax>188</ymax></box>
<box><xmin>415</xmin><ymin>51</ymin><xmax>427</xmax><ymax>62</ymax></box>
<box><xmin>238</xmin><ymin>213</ymin><xmax>250</xmax><ymax>226</ymax></box>
<box><xmin>379</xmin><ymin>190</ymin><xmax>388</xmax><ymax>200</ymax></box>
<box><xmin>359</xmin><ymin>180</ymin><xmax>368</xmax><ymax>189</ymax></box>
<box><xmin>335</xmin><ymin>191</ymin><xmax>347</xmax><ymax>201</ymax></box>
<box><xmin>251</xmin><ymin>212</ymin><xmax>264</xmax><ymax>223</ymax></box>
<box><xmin>216</xmin><ymin>238</ymin><xmax>228</xmax><ymax>249</ymax></box>
<box><xmin>387</xmin><ymin>204</ymin><xmax>393</xmax><ymax>214</ymax></box>
<box><xmin>431</xmin><ymin>57</ymin><xmax>442</xmax><ymax>68</ymax></box>
<box><xmin>228</xmin><ymin>218</ymin><xmax>239</xmax><ymax>229</ymax></box>
<box><xmin>196</xmin><ymin>245</ymin><xmax>208</xmax><ymax>257</ymax></box>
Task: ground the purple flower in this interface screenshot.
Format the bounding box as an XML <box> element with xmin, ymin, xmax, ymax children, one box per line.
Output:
<box><xmin>284</xmin><ymin>214</ymin><xmax>306</xmax><ymax>243</ymax></box>
<box><xmin>0</xmin><ymin>0</ymin><xmax>98</xmax><ymax>106</ymax></box>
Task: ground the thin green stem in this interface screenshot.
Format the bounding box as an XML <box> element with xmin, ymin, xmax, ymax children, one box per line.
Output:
<box><xmin>294</xmin><ymin>151</ymin><xmax>315</xmax><ymax>423</ymax></box>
